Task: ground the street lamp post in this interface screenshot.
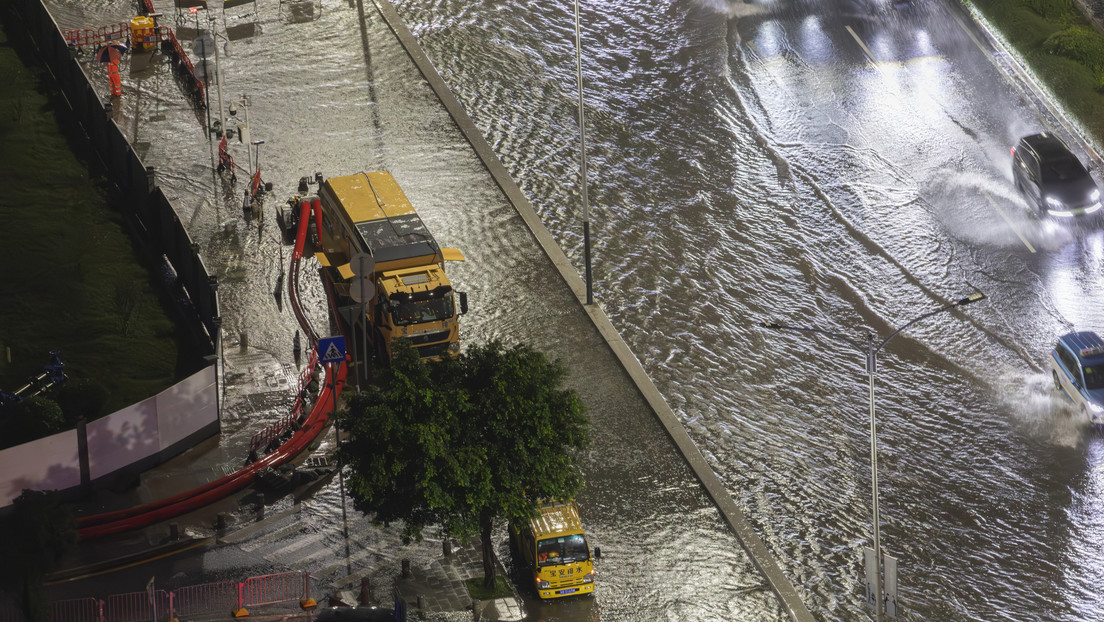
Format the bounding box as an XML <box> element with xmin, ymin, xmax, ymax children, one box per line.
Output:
<box><xmin>759</xmin><ymin>291</ymin><xmax>985</xmax><ymax>620</ymax></box>
<box><xmin>572</xmin><ymin>0</ymin><xmax>593</xmax><ymax>305</ymax></box>
<box><xmin>207</xmin><ymin>11</ymin><xmax>226</xmax><ymax>139</ymax></box>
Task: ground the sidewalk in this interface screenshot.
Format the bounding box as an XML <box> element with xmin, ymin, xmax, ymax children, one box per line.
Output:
<box><xmin>320</xmin><ymin>537</ymin><xmax>523</xmax><ymax>622</ymax></box>
<box><xmin>215</xmin><ymin>510</ymin><xmax>525</xmax><ymax>622</ymax></box>
<box><xmin>392</xmin><ymin>538</ymin><xmax>523</xmax><ymax>622</ymax></box>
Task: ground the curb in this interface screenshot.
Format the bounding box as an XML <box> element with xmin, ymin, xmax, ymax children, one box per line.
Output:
<box><xmin>45</xmin><ymin>536</ymin><xmax>213</xmax><ymax>584</ymax></box>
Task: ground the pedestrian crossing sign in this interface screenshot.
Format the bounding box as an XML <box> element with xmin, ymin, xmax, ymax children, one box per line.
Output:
<box><xmin>318</xmin><ymin>336</ymin><xmax>346</xmax><ymax>364</ymax></box>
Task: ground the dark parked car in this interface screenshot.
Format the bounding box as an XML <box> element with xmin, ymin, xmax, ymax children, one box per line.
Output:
<box><xmin>1011</xmin><ymin>132</ymin><xmax>1101</xmax><ymax>218</ymax></box>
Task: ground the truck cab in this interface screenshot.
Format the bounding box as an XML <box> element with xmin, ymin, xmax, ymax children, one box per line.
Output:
<box><xmin>374</xmin><ymin>264</ymin><xmax>466</xmax><ymax>360</ymax></box>
<box><xmin>509</xmin><ymin>499</ymin><xmax>596</xmax><ymax>599</ymax></box>
<box><xmin>285</xmin><ymin>171</ymin><xmax>468</xmax><ymax>363</ymax></box>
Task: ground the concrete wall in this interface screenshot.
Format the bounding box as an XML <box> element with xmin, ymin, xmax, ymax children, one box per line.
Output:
<box><xmin>0</xmin><ymin>430</ymin><xmax>81</xmax><ymax>507</ymax></box>
<box><xmin>0</xmin><ymin>366</ymin><xmax>218</xmax><ymax>508</ymax></box>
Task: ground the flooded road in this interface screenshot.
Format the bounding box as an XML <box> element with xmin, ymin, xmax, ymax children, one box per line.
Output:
<box><xmin>44</xmin><ymin>0</ymin><xmax>787</xmax><ymax>619</ymax></box>
<box><xmin>393</xmin><ymin>0</ymin><xmax>1104</xmax><ymax>620</ymax></box>
<box><xmin>38</xmin><ymin>0</ymin><xmax>1104</xmax><ymax>619</ymax></box>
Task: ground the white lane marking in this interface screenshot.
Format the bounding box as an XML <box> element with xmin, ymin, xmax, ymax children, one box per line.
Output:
<box><xmin>845</xmin><ymin>25</ymin><xmax>877</xmax><ymax>64</ymax></box>
<box><xmin>983</xmin><ymin>190</ymin><xmax>1035</xmax><ymax>253</ymax></box>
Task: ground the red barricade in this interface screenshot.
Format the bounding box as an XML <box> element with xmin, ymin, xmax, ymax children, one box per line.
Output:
<box><xmin>45</xmin><ymin>597</ymin><xmax>101</xmax><ymax>622</ymax></box>
<box><xmin>61</xmin><ymin>22</ymin><xmax>130</xmax><ymax>50</ymax></box>
<box><xmin>102</xmin><ymin>592</ymin><xmax>149</xmax><ymax>622</ymax></box>
<box><xmin>172</xmin><ymin>580</ymin><xmax>238</xmax><ymax>619</ymax></box>
<box><xmin>159</xmin><ymin>27</ymin><xmax>206</xmax><ymax>109</ymax></box>
<box><xmin>100</xmin><ymin>22</ymin><xmax>128</xmax><ymax>44</ymax></box>
<box><xmin>62</xmin><ymin>28</ymin><xmax>97</xmax><ymax>48</ymax></box>
<box><xmin>239</xmin><ymin>572</ymin><xmax>311</xmax><ymax>609</ymax></box>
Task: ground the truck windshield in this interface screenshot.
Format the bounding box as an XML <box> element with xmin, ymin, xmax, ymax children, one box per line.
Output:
<box><xmin>536</xmin><ymin>534</ymin><xmax>589</xmax><ymax>567</ymax></box>
<box><xmin>390</xmin><ymin>297</ymin><xmax>454</xmax><ymax>326</ymax></box>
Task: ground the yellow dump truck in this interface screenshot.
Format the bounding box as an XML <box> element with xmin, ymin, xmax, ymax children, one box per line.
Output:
<box><xmin>509</xmin><ymin>499</ymin><xmax>597</xmax><ymax>599</ymax></box>
<box><xmin>280</xmin><ymin>171</ymin><xmax>467</xmax><ymax>361</ymax></box>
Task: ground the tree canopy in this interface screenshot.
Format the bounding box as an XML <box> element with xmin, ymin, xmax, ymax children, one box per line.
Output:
<box><xmin>0</xmin><ymin>397</ymin><xmax>65</xmax><ymax>450</ymax></box>
<box><xmin>338</xmin><ymin>340</ymin><xmax>590</xmax><ymax>586</ymax></box>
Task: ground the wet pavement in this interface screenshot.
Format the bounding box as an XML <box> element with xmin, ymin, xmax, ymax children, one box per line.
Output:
<box><xmin>32</xmin><ymin>0</ymin><xmax>793</xmax><ymax>620</ymax></box>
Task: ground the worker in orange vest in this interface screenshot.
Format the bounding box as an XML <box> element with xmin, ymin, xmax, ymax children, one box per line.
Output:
<box><xmin>107</xmin><ymin>59</ymin><xmax>122</xmax><ymax>97</ymax></box>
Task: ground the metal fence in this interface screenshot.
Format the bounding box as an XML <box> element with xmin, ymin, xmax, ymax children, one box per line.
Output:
<box><xmin>173</xmin><ymin>580</ymin><xmax>237</xmax><ymax>620</ymax></box>
<box><xmin>11</xmin><ymin>572</ymin><xmax>316</xmax><ymax>622</ymax></box>
<box><xmin>239</xmin><ymin>572</ymin><xmax>311</xmax><ymax>610</ymax></box>
<box><xmin>103</xmin><ymin>592</ymin><xmax>154</xmax><ymax>622</ymax></box>
<box><xmin>0</xmin><ymin>575</ymin><xmax>416</xmax><ymax>622</ymax></box>
<box><xmin>49</xmin><ymin>598</ymin><xmax>100</xmax><ymax>622</ymax></box>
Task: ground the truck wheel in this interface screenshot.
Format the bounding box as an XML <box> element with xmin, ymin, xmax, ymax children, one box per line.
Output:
<box><xmin>1053</xmin><ymin>370</ymin><xmax>1062</xmax><ymax>391</ymax></box>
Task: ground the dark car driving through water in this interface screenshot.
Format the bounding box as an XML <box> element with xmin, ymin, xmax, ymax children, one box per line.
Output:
<box><xmin>1012</xmin><ymin>132</ymin><xmax>1101</xmax><ymax>219</ymax></box>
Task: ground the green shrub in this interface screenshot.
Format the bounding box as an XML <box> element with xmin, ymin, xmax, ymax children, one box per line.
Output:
<box><xmin>0</xmin><ymin>397</ymin><xmax>65</xmax><ymax>449</ymax></box>
<box><xmin>1025</xmin><ymin>0</ymin><xmax>1078</xmax><ymax>23</ymax></box>
<box><xmin>55</xmin><ymin>378</ymin><xmax>109</xmax><ymax>424</ymax></box>
<box><xmin>969</xmin><ymin>0</ymin><xmax>1104</xmax><ymax>139</ymax></box>
<box><xmin>1043</xmin><ymin>26</ymin><xmax>1104</xmax><ymax>72</ymax></box>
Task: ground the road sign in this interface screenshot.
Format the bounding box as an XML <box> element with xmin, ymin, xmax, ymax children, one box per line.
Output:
<box><xmin>318</xmin><ymin>336</ymin><xmax>346</xmax><ymax>364</ymax></box>
<box><xmin>351</xmin><ymin>252</ymin><xmax>375</xmax><ymax>277</ymax></box>
<box><xmin>193</xmin><ymin>34</ymin><xmax>214</xmax><ymax>56</ymax></box>
<box><xmin>350</xmin><ymin>277</ymin><xmax>375</xmax><ymax>304</ymax></box>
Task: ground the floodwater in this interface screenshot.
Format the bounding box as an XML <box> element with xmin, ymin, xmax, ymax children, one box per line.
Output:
<box><xmin>37</xmin><ymin>0</ymin><xmax>1104</xmax><ymax>619</ymax></box>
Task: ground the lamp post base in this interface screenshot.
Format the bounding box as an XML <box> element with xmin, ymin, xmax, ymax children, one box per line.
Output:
<box><xmin>864</xmin><ymin>547</ymin><xmax>900</xmax><ymax>619</ymax></box>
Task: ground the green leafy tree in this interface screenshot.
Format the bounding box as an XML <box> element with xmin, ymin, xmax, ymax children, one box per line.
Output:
<box><xmin>55</xmin><ymin>378</ymin><xmax>109</xmax><ymax>425</ymax></box>
<box><xmin>0</xmin><ymin>490</ymin><xmax>78</xmax><ymax>622</ymax></box>
<box><xmin>339</xmin><ymin>340</ymin><xmax>590</xmax><ymax>588</ymax></box>
<box><xmin>0</xmin><ymin>397</ymin><xmax>65</xmax><ymax>449</ymax></box>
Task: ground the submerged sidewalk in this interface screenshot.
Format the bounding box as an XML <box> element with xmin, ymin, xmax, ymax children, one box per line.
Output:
<box><xmin>341</xmin><ymin>537</ymin><xmax>524</xmax><ymax>622</ymax></box>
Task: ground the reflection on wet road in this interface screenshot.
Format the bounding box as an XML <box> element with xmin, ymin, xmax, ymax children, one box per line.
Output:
<box><xmin>397</xmin><ymin>0</ymin><xmax>1104</xmax><ymax>619</ymax></box>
